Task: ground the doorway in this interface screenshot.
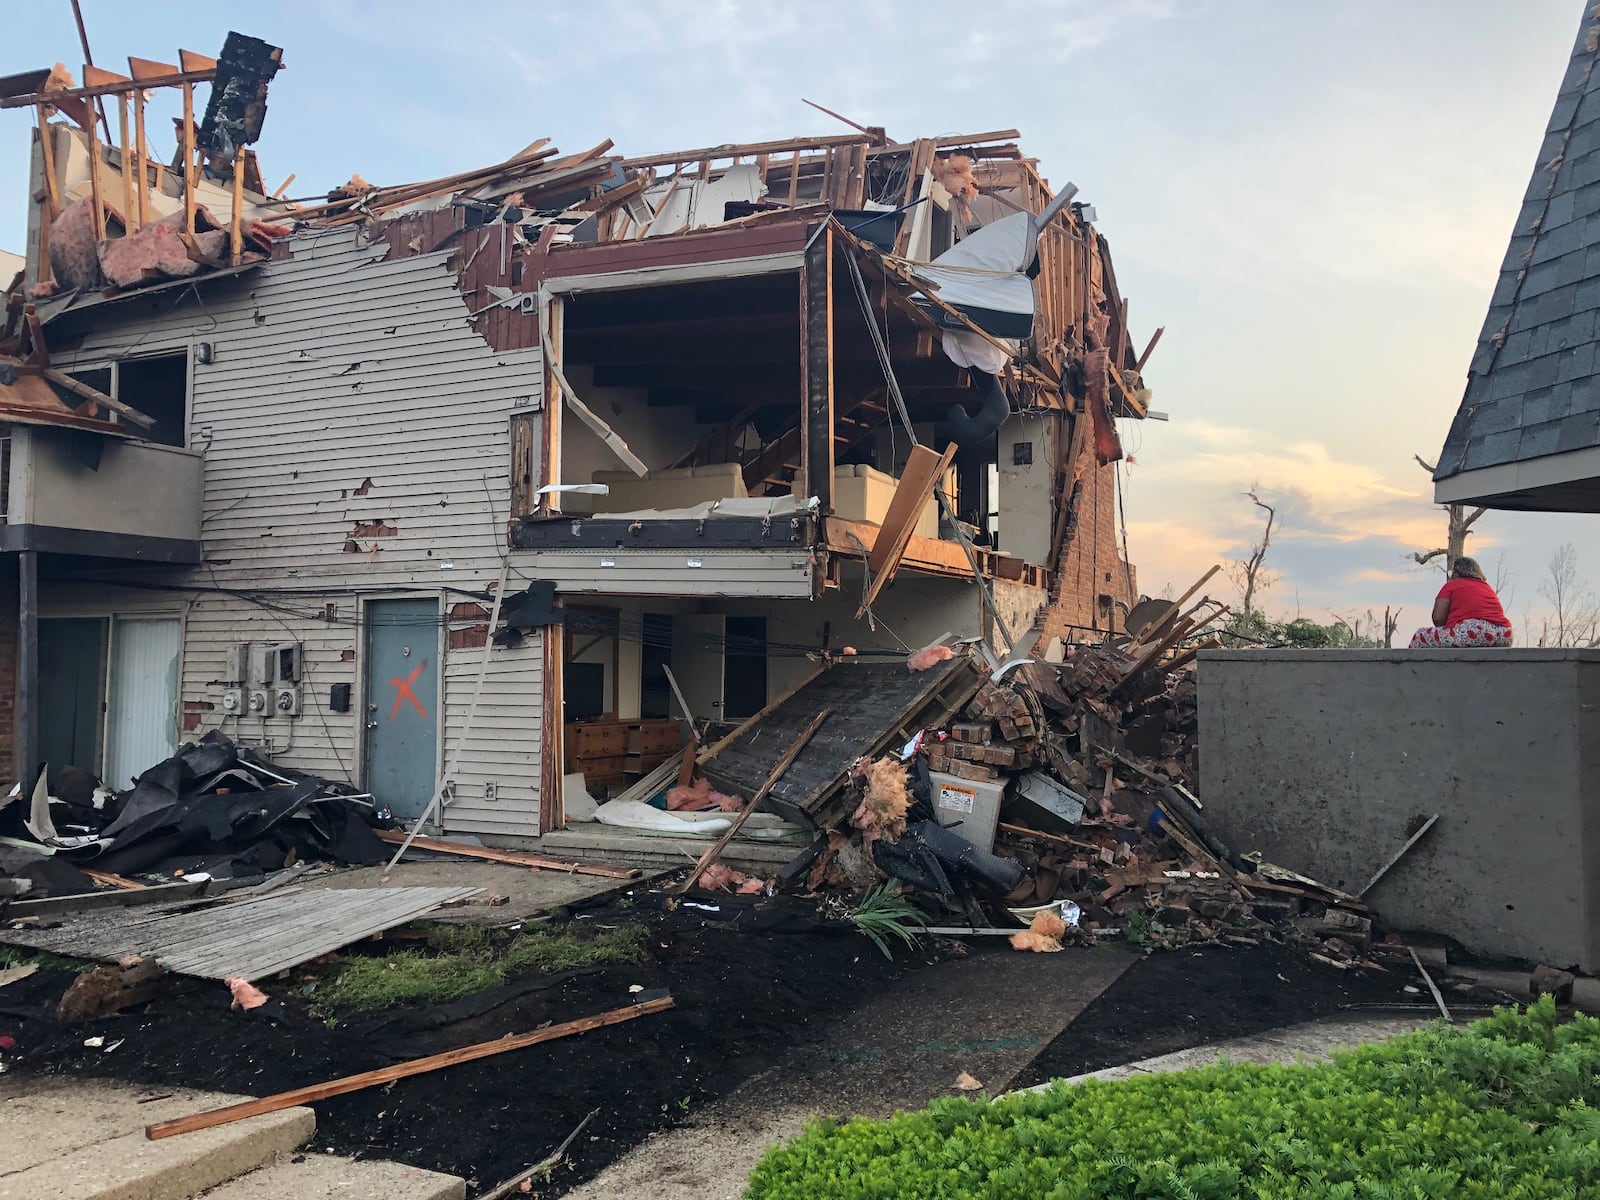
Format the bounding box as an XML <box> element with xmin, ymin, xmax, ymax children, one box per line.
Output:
<box><xmin>364</xmin><ymin>598</ymin><xmax>440</xmax><ymax>821</ymax></box>
<box><xmin>723</xmin><ymin>616</ymin><xmax>768</xmax><ymax>720</ymax></box>
<box><xmin>102</xmin><ymin>617</ymin><xmax>180</xmax><ymax>789</ymax></box>
<box><xmin>38</xmin><ymin>618</ymin><xmax>106</xmax><ymax>776</ymax></box>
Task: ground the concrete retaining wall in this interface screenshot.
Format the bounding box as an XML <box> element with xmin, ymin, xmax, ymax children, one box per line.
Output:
<box><xmin>1197</xmin><ymin>649</ymin><xmax>1600</xmax><ymax>969</ymax></box>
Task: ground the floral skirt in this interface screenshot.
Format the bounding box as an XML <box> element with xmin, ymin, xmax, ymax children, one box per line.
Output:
<box><xmin>1409</xmin><ymin>619</ymin><xmax>1512</xmax><ymax>648</ymax></box>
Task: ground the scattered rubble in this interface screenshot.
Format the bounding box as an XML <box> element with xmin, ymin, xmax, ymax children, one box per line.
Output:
<box><xmin>0</xmin><ymin>731</ymin><xmax>394</xmax><ymax>896</ymax></box>
<box><xmin>660</xmin><ymin>567</ymin><xmax>1394</xmax><ymax>969</ymax></box>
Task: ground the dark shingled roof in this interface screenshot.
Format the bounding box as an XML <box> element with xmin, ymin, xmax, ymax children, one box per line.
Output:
<box><xmin>1434</xmin><ymin>4</ymin><xmax>1600</xmax><ymax>510</ymax></box>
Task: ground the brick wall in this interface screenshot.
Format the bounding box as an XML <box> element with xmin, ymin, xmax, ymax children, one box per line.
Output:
<box><xmin>1039</xmin><ymin>456</ymin><xmax>1137</xmax><ymax>644</ymax></box>
<box><xmin>0</xmin><ymin>558</ymin><xmax>17</xmax><ymax>785</ymax></box>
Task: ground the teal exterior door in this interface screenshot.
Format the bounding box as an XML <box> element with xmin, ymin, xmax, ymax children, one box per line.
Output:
<box><xmin>364</xmin><ymin>598</ymin><xmax>439</xmax><ymax>821</ymax></box>
<box><xmin>38</xmin><ymin>618</ymin><xmax>107</xmax><ymax>777</ymax></box>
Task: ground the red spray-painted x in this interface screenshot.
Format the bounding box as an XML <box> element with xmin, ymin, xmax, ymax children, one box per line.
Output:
<box><xmin>388</xmin><ymin>660</ymin><xmax>430</xmax><ymax>721</ymax></box>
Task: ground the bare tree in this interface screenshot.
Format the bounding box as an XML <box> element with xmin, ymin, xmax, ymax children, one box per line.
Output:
<box><xmin>1411</xmin><ymin>455</ymin><xmax>1486</xmax><ymax>573</ymax></box>
<box><xmin>1226</xmin><ymin>487</ymin><xmax>1278</xmax><ymax>624</ymax></box>
<box><xmin>1382</xmin><ymin>606</ymin><xmax>1402</xmax><ymax>649</ymax></box>
<box><xmin>1538</xmin><ymin>543</ymin><xmax>1600</xmax><ymax>647</ymax></box>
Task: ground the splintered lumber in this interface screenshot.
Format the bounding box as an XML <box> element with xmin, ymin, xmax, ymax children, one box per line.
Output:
<box><xmin>146</xmin><ymin>995</ymin><xmax>674</xmax><ymax>1139</ymax></box>
<box><xmin>1358</xmin><ymin>814</ymin><xmax>1440</xmax><ymax>898</ymax></box>
<box><xmin>84</xmin><ymin>868</ymin><xmax>144</xmax><ymax>890</ymax></box>
<box><xmin>1409</xmin><ymin>947</ymin><xmax>1453</xmax><ymax>1022</ymax></box>
<box><xmin>42</xmin><ymin>368</ymin><xmax>157</xmax><ymax>429</ymax></box>
<box><xmin>478</xmin><ymin>1109</ymin><xmax>600</xmax><ymax>1200</ymax></box>
<box><xmin>371</xmin><ymin>828</ymin><xmax>639</xmax><ymax>880</ymax></box>
<box><xmin>679</xmin><ymin>708</ymin><xmax>832</xmax><ymax>894</ymax></box>
<box><xmin>1125</xmin><ymin>564</ymin><xmax>1220</xmax><ymax>652</ymax></box>
<box><xmin>856</xmin><ymin>442</ymin><xmax>959</xmax><ymax>618</ymax></box>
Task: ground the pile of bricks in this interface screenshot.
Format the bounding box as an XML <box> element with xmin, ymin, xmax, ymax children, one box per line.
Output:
<box><xmin>921</xmin><ymin>682</ymin><xmax>1044</xmax><ymax>780</ymax></box>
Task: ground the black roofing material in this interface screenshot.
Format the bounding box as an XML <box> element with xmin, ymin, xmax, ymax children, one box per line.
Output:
<box><xmin>1435</xmin><ymin>4</ymin><xmax>1600</xmax><ymax>509</ymax></box>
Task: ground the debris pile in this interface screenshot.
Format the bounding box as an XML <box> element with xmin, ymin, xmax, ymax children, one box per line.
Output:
<box><xmin>678</xmin><ymin>578</ymin><xmax>1378</xmax><ymax>967</ymax></box>
<box><xmin>1</xmin><ymin>732</ymin><xmax>394</xmax><ymax>897</ymax></box>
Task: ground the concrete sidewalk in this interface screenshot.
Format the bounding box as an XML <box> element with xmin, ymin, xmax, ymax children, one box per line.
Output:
<box><xmin>1021</xmin><ymin>1012</ymin><xmax>1434</xmax><ymax>1091</ymax></box>
<box><xmin>564</xmin><ymin>945</ymin><xmax>1141</xmax><ymax>1200</ymax></box>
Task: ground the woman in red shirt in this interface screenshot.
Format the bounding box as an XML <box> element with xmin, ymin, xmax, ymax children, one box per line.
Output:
<box><xmin>1409</xmin><ymin>557</ymin><xmax>1513</xmax><ymax>648</ymax></box>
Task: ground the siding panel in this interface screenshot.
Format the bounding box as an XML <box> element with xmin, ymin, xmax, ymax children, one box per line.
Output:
<box><xmin>41</xmin><ymin>232</ymin><xmax>547</xmax><ymax>835</ymax></box>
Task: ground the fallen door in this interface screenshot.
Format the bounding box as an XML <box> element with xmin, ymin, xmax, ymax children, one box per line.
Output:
<box><xmin>103</xmin><ymin>617</ymin><xmax>180</xmax><ymax>789</ymax></box>
<box><xmin>364</xmin><ymin>598</ymin><xmax>439</xmax><ymax>821</ymax></box>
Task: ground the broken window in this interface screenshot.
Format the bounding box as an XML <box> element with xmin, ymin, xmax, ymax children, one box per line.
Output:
<box><xmin>117</xmin><ymin>353</ymin><xmax>188</xmax><ymax>448</ymax></box>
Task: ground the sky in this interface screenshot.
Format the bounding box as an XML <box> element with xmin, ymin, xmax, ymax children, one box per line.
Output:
<box><xmin>3</xmin><ymin>0</ymin><xmax>1596</xmax><ymax>635</ymax></box>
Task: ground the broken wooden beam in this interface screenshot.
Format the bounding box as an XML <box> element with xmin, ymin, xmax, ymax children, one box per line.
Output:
<box><xmin>1358</xmin><ymin>814</ymin><xmax>1439</xmax><ymax>898</ymax></box>
<box><xmin>42</xmin><ymin>367</ymin><xmax>157</xmax><ymax>429</ymax></box>
<box><xmin>146</xmin><ymin>995</ymin><xmax>674</xmax><ymax>1139</ymax></box>
<box><xmin>679</xmin><ymin>708</ymin><xmax>831</xmax><ymax>894</ymax></box>
<box><xmin>371</xmin><ymin>829</ymin><xmax>639</xmax><ymax>880</ymax></box>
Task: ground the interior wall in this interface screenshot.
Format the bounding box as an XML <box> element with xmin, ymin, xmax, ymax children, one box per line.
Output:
<box><xmin>558</xmin><ymin>364</ymin><xmax>702</xmax><ymax>510</ymax></box>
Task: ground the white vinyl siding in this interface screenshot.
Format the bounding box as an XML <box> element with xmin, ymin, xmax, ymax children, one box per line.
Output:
<box><xmin>41</xmin><ymin>230</ymin><xmax>547</xmax><ymax>835</ymax></box>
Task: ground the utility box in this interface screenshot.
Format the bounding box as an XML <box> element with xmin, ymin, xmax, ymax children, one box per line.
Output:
<box><xmin>930</xmin><ymin>770</ymin><xmax>1004</xmax><ymax>852</ymax></box>
<box><xmin>272</xmin><ymin>643</ymin><xmax>301</xmax><ymax>683</ymax></box>
<box><xmin>223</xmin><ymin>643</ymin><xmax>251</xmax><ymax>686</ymax></box>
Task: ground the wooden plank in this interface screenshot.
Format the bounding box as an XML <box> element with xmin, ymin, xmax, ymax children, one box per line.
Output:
<box><xmin>620</xmin><ymin>133</ymin><xmax>870</xmax><ymax>170</ymax></box>
<box><xmin>115</xmin><ymin>93</ymin><xmax>135</xmax><ymax>232</ymax></box>
<box><xmin>132</xmin><ymin>89</ymin><xmax>148</xmax><ymax>227</ymax></box>
<box><xmin>679</xmin><ymin>708</ymin><xmax>831</xmax><ymax>893</ymax></box>
<box><xmin>857</xmin><ymin>442</ymin><xmax>958</xmax><ymax>617</ymax></box>
<box><xmin>146</xmin><ymin>996</ymin><xmax>674</xmax><ymax>1140</ymax></box>
<box><xmin>180</xmin><ymin>83</ymin><xmax>196</xmax><ymax>235</ymax></box>
<box><xmin>371</xmin><ymin>829</ymin><xmax>639</xmax><ymax>880</ymax></box>
<box><xmin>1359</xmin><ymin>815</ymin><xmax>1440</xmax><ymax>898</ymax></box>
<box><xmin>824</xmin><ymin>517</ymin><xmax>981</xmax><ymax>580</ymax></box>
<box><xmin>42</xmin><ymin>368</ymin><xmax>157</xmax><ymax>429</ymax></box>
<box><xmin>0</xmin><ymin>65</ymin><xmax>224</xmax><ymax>109</ymax></box>
<box><xmin>509</xmin><ymin>410</ymin><xmax>538</xmax><ymax>519</ymax></box>
<box><xmin>229</xmin><ymin>150</ymin><xmax>245</xmax><ymax>265</ymax></box>
<box><xmin>800</xmin><ymin>224</ymin><xmax>834</xmax><ymax>510</ymax></box>
<box><xmin>6</xmin><ymin>878</ymin><xmax>210</xmax><ymax>919</ymax></box>
<box><xmin>177</xmin><ymin>49</ymin><xmax>218</xmax><ymax>73</ymax></box>
<box><xmin>84</xmin><ymin>868</ymin><xmax>144</xmax><ymax>890</ymax></box>
<box><xmin>0</xmin><ymin>886</ymin><xmax>482</xmax><ymax>980</ymax></box>
<box><xmin>1125</xmin><ymin>565</ymin><xmax>1221</xmax><ymax>650</ymax></box>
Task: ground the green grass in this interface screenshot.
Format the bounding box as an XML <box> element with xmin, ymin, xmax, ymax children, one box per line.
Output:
<box><xmin>745</xmin><ymin>996</ymin><xmax>1600</xmax><ymax>1199</ymax></box>
<box><xmin>0</xmin><ymin>945</ymin><xmax>97</xmax><ymax>973</ymax></box>
<box><xmin>313</xmin><ymin>922</ymin><xmax>646</xmax><ymax>1016</ymax></box>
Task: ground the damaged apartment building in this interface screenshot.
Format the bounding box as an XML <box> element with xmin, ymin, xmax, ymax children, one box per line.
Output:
<box><xmin>0</xmin><ymin>33</ymin><xmax>1156</xmax><ymax>845</ymax></box>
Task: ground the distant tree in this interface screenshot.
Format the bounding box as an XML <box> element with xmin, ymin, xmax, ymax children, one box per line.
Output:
<box><xmin>1280</xmin><ymin>618</ymin><xmax>1340</xmax><ymax>648</ymax></box>
<box><xmin>1226</xmin><ymin>487</ymin><xmax>1278</xmax><ymax>625</ymax></box>
<box><xmin>1410</xmin><ymin>454</ymin><xmax>1486</xmax><ymax>573</ymax></box>
<box><xmin>1537</xmin><ymin>543</ymin><xmax>1600</xmax><ymax>647</ymax></box>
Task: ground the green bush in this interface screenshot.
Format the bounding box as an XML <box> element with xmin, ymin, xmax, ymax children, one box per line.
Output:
<box><xmin>746</xmin><ymin>997</ymin><xmax>1600</xmax><ymax>1199</ymax></box>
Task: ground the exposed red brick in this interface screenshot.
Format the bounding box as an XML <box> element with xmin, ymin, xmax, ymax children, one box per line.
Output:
<box><xmin>448</xmin><ymin>626</ymin><xmax>489</xmax><ymax>650</ymax></box>
<box><xmin>350</xmin><ymin>519</ymin><xmax>398</xmax><ymax>539</ymax></box>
